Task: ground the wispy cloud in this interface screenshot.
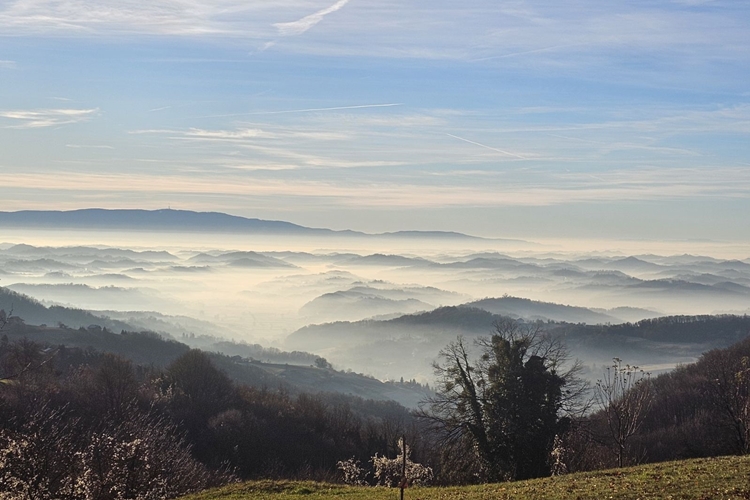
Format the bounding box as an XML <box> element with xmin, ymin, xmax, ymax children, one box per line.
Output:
<box><xmin>66</xmin><ymin>144</ymin><xmax>114</xmax><ymax>149</ymax></box>
<box><xmin>273</xmin><ymin>0</ymin><xmax>350</xmax><ymax>36</ymax></box>
<box><xmin>0</xmin><ymin>108</ymin><xmax>98</xmax><ymax>128</ymax></box>
<box><xmin>0</xmin><ymin>60</ymin><xmax>15</xmax><ymax>69</ymax></box>
<box><xmin>0</xmin><ymin>0</ymin><xmax>746</xmax><ymax>69</ymax></box>
<box><xmin>2</xmin><ymin>165</ymin><xmax>747</xmax><ymax>210</ymax></box>
<box><xmin>185</xmin><ymin>128</ymin><xmax>272</xmax><ymax>140</ymax></box>
<box><xmin>208</xmin><ymin>103</ymin><xmax>403</xmax><ymax>118</ymax></box>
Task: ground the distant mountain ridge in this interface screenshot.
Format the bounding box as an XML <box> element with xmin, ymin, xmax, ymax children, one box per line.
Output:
<box><xmin>0</xmin><ymin>209</ymin><xmax>342</xmax><ymax>234</ymax></box>
<box><xmin>0</xmin><ymin>209</ymin><xmax>487</xmax><ymax>240</ymax></box>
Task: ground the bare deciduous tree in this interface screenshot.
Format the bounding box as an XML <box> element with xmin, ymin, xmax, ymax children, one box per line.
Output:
<box><xmin>594</xmin><ymin>358</ymin><xmax>653</xmax><ymax>467</ymax></box>
<box><xmin>702</xmin><ymin>350</ymin><xmax>750</xmax><ymax>454</ymax></box>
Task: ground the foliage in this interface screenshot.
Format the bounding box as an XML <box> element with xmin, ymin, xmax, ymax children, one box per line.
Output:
<box><xmin>421</xmin><ymin>319</ymin><xmax>585</xmax><ymax>482</ymax></box>
<box><xmin>1</xmin><ymin>336</ymin><xmax>426</xmax><ymax>494</ymax></box>
<box><xmin>564</xmin><ymin>335</ymin><xmax>750</xmax><ymax>471</ymax></box>
<box><xmin>0</xmin><ymin>343</ymin><xmax>225</xmax><ymax>500</ymax></box>
<box><xmin>7</xmin><ymin>311</ymin><xmax>750</xmax><ymax>493</ymax></box>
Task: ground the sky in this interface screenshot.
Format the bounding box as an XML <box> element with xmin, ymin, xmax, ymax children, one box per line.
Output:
<box><xmin>0</xmin><ymin>0</ymin><xmax>749</xmax><ymax>241</ymax></box>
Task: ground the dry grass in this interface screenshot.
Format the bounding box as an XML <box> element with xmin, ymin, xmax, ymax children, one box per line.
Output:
<box><xmin>181</xmin><ymin>455</ymin><xmax>750</xmax><ymax>500</ymax></box>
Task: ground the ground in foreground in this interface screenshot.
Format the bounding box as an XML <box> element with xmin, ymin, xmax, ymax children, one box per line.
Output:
<box><xmin>181</xmin><ymin>455</ymin><xmax>750</xmax><ymax>500</ymax></box>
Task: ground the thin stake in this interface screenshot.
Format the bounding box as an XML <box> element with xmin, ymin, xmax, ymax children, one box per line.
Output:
<box><xmin>400</xmin><ymin>434</ymin><xmax>406</xmax><ymax>500</ymax></box>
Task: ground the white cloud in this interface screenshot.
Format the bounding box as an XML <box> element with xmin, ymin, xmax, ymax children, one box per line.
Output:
<box><xmin>208</xmin><ymin>103</ymin><xmax>402</xmax><ymax>119</ymax></box>
<box><xmin>273</xmin><ymin>0</ymin><xmax>349</xmax><ymax>36</ymax></box>
<box><xmin>0</xmin><ymin>60</ymin><xmax>15</xmax><ymax>68</ymax></box>
<box><xmin>66</xmin><ymin>144</ymin><xmax>114</xmax><ymax>149</ymax></box>
<box><xmin>0</xmin><ymin>108</ymin><xmax>98</xmax><ymax>128</ymax></box>
<box><xmin>116</xmin><ymin>101</ymin><xmax>750</xmax><ymax>179</ymax></box>
<box><xmin>185</xmin><ymin>127</ymin><xmax>272</xmax><ymax>140</ymax></box>
<box><xmin>0</xmin><ymin>1</ymin><xmax>745</xmax><ymax>68</ymax></box>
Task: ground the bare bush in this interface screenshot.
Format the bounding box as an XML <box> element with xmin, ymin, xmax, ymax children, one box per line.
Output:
<box><xmin>0</xmin><ymin>401</ymin><xmax>228</xmax><ymax>500</ymax></box>
<box><xmin>75</xmin><ymin>407</ymin><xmax>225</xmax><ymax>499</ymax></box>
<box><xmin>0</xmin><ymin>402</ymin><xmax>80</xmax><ymax>500</ymax></box>
<box><xmin>336</xmin><ymin>457</ymin><xmax>369</xmax><ymax>486</ymax></box>
<box><xmin>371</xmin><ymin>438</ymin><xmax>433</xmax><ymax>487</ymax></box>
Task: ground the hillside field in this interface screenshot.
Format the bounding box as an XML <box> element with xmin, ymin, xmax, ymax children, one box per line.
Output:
<box><xmin>181</xmin><ymin>455</ymin><xmax>750</xmax><ymax>500</ymax></box>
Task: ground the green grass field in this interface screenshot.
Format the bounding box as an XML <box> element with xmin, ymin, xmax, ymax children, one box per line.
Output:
<box><xmin>181</xmin><ymin>455</ymin><xmax>750</xmax><ymax>500</ymax></box>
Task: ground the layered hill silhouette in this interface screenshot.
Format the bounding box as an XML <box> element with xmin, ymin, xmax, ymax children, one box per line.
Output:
<box><xmin>0</xmin><ymin>209</ymin><xmax>489</xmax><ymax>240</ymax></box>
<box><xmin>0</xmin><ymin>287</ymin><xmax>430</xmax><ymax>407</ymax></box>
<box><xmin>286</xmin><ymin>305</ymin><xmax>750</xmax><ymax>382</ymax></box>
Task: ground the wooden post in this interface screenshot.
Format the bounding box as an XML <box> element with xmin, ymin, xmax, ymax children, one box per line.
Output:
<box><xmin>400</xmin><ymin>434</ymin><xmax>406</xmax><ymax>500</ymax></box>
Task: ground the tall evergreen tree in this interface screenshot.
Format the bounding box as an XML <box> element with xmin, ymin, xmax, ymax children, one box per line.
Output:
<box><xmin>422</xmin><ymin>319</ymin><xmax>581</xmax><ymax>482</ymax></box>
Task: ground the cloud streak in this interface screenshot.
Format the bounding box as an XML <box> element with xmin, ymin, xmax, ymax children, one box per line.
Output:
<box><xmin>209</xmin><ymin>103</ymin><xmax>403</xmax><ymax>118</ymax></box>
<box><xmin>1</xmin><ymin>166</ymin><xmax>747</xmax><ymax>210</ymax></box>
<box><xmin>66</xmin><ymin>144</ymin><xmax>114</xmax><ymax>149</ymax></box>
<box><xmin>273</xmin><ymin>0</ymin><xmax>350</xmax><ymax>36</ymax></box>
<box><xmin>185</xmin><ymin>128</ymin><xmax>271</xmax><ymax>140</ymax></box>
<box><xmin>0</xmin><ymin>108</ymin><xmax>98</xmax><ymax>128</ymax></box>
<box><xmin>0</xmin><ymin>0</ymin><xmax>746</xmax><ymax>70</ymax></box>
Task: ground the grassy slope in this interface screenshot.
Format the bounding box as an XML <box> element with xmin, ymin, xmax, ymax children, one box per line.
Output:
<box><xmin>181</xmin><ymin>455</ymin><xmax>750</xmax><ymax>500</ymax></box>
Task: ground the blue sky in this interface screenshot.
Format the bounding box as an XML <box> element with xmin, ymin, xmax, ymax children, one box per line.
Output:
<box><xmin>0</xmin><ymin>0</ymin><xmax>749</xmax><ymax>240</ymax></box>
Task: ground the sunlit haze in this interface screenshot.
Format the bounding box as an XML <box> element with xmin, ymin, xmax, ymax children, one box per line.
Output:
<box><xmin>1</xmin><ymin>0</ymin><xmax>749</xmax><ymax>390</ymax></box>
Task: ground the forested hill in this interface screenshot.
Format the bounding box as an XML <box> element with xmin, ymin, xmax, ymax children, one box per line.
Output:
<box><xmin>288</xmin><ymin>306</ymin><xmax>498</xmax><ymax>350</ymax></box>
<box><xmin>289</xmin><ymin>305</ymin><xmax>750</xmax><ymax>348</ymax></box>
<box><xmin>0</xmin><ymin>319</ymin><xmax>430</xmax><ymax>407</ymax></box>
<box><xmin>286</xmin><ymin>306</ymin><xmax>750</xmax><ymax>381</ymax></box>
<box><xmin>0</xmin><ymin>286</ymin><xmax>135</xmax><ymax>331</ymax></box>
<box><xmin>579</xmin><ymin>314</ymin><xmax>750</xmax><ymax>343</ymax></box>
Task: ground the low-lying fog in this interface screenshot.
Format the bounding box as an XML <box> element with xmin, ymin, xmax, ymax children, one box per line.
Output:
<box><xmin>2</xmin><ymin>228</ymin><xmax>749</xmax><ymax>384</ymax></box>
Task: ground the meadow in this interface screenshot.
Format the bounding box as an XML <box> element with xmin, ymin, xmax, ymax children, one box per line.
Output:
<box><xmin>181</xmin><ymin>454</ymin><xmax>750</xmax><ymax>500</ymax></box>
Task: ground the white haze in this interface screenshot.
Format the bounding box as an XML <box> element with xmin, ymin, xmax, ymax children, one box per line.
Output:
<box><xmin>1</xmin><ymin>228</ymin><xmax>749</xmax><ymax>383</ymax></box>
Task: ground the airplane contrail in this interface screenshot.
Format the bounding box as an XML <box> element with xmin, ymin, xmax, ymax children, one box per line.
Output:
<box><xmin>471</xmin><ymin>43</ymin><xmax>587</xmax><ymax>63</ymax></box>
<box><xmin>446</xmin><ymin>133</ymin><xmax>527</xmax><ymax>159</ymax></box>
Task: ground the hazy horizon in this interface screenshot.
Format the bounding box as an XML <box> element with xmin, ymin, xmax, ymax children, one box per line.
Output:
<box><xmin>2</xmin><ymin>0</ymin><xmax>749</xmax><ymax>384</ymax></box>
<box><xmin>1</xmin><ymin>225</ymin><xmax>749</xmax><ymax>384</ymax></box>
<box><xmin>1</xmin><ymin>222</ymin><xmax>749</xmax><ymax>260</ymax></box>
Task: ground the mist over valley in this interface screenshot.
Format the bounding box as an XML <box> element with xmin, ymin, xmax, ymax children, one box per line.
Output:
<box><xmin>2</xmin><ymin>210</ymin><xmax>749</xmax><ymax>394</ymax></box>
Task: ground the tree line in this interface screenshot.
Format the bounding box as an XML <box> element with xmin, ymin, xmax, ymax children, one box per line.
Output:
<box><xmin>0</xmin><ymin>332</ymin><xmax>428</xmax><ymax>499</ymax></box>
<box><xmin>3</xmin><ymin>311</ymin><xmax>750</xmax><ymax>498</ymax></box>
